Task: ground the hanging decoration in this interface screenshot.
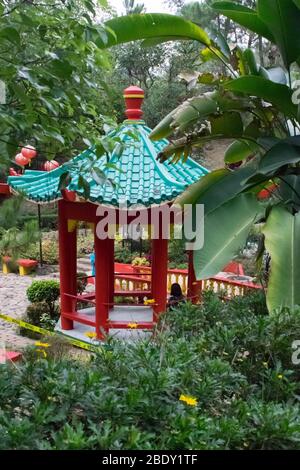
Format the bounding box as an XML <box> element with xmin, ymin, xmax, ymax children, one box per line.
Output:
<box><xmin>43</xmin><ymin>160</ymin><xmax>60</xmax><ymax>172</ymax></box>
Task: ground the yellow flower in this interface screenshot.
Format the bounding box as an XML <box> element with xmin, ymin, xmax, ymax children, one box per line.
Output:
<box><xmin>127</xmin><ymin>322</ymin><xmax>138</xmax><ymax>329</ymax></box>
<box><xmin>179</xmin><ymin>394</ymin><xmax>198</xmax><ymax>407</ymax></box>
<box><xmin>84</xmin><ymin>331</ymin><xmax>97</xmax><ymax>339</ymax></box>
<box><xmin>144</xmin><ymin>298</ymin><xmax>155</xmax><ymax>305</ymax></box>
<box><xmin>35</xmin><ymin>341</ymin><xmax>50</xmax><ymax>348</ymax></box>
<box><xmin>36</xmin><ymin>349</ymin><xmax>47</xmax><ymax>358</ymax></box>
<box><xmin>277</xmin><ymin>374</ymin><xmax>283</xmax><ymax>380</ymax></box>
<box><xmin>262</xmin><ymin>362</ymin><xmax>268</xmax><ymax>368</ymax></box>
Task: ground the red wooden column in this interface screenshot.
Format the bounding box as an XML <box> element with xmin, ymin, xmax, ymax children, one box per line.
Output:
<box><xmin>187</xmin><ymin>250</ymin><xmax>202</xmax><ymax>304</ymax></box>
<box><xmin>108</xmin><ymin>238</ymin><xmax>115</xmax><ymax>307</ymax></box>
<box><xmin>151</xmin><ymin>237</ymin><xmax>168</xmax><ymax>320</ymax></box>
<box><xmin>94</xmin><ymin>234</ymin><xmax>112</xmax><ymax>339</ymax></box>
<box><xmin>58</xmin><ymin>200</ymin><xmax>77</xmax><ymax>330</ymax></box>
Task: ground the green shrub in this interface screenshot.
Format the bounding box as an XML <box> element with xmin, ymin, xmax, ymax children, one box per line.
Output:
<box><xmin>3</xmin><ymin>290</ymin><xmax>300</xmax><ymax>450</ymax></box>
<box><xmin>21</xmin><ymin>238</ymin><xmax>59</xmax><ymax>265</ymax></box>
<box><xmin>77</xmin><ymin>272</ymin><xmax>88</xmax><ymax>295</ymax></box>
<box><xmin>26</xmin><ymin>280</ymin><xmax>60</xmax><ymax>326</ymax></box>
<box><xmin>27</xmin><ymin>280</ymin><xmax>60</xmax><ymax>304</ymax></box>
<box><xmin>20</xmin><ymin>308</ymin><xmax>58</xmax><ymax>339</ymax></box>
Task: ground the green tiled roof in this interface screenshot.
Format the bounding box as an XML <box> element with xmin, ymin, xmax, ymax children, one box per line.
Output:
<box><xmin>8</xmin><ymin>121</ymin><xmax>209</xmax><ymax>207</ymax></box>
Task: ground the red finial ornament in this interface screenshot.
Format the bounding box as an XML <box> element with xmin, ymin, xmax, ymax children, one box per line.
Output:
<box><xmin>123</xmin><ymin>86</ymin><xmax>145</xmax><ymax>120</ymax></box>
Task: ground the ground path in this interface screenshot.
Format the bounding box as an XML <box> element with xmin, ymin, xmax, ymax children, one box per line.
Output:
<box><xmin>0</xmin><ymin>267</ymin><xmax>59</xmax><ymax>349</ymax></box>
<box><xmin>0</xmin><ymin>257</ymin><xmax>92</xmax><ymax>350</ymax></box>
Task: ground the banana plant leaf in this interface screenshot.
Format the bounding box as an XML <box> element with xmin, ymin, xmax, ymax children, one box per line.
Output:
<box><xmin>174</xmin><ymin>163</ymin><xmax>265</xmax><ymax>216</ymax></box>
<box><xmin>193</xmin><ymin>193</ymin><xmax>263</xmax><ymax>279</ymax></box>
<box><xmin>263</xmin><ymin>204</ymin><xmax>300</xmax><ymax>312</ymax></box>
<box><xmin>225</xmin><ymin>140</ymin><xmax>260</xmax><ymax>164</ymax></box>
<box><xmin>257</xmin><ymin>143</ymin><xmax>300</xmax><ymax>176</ymax></box>
<box><xmin>278</xmin><ymin>175</ymin><xmax>300</xmax><ymax>211</ymax></box>
<box><xmin>225</xmin><ymin>76</ymin><xmax>298</xmax><ymax>119</ymax></box>
<box><xmin>257</xmin><ymin>0</ymin><xmax>300</xmax><ymax>67</ymax></box>
<box><xmin>104</xmin><ymin>13</ymin><xmax>211</xmax><ymax>48</ymax></box>
<box><xmin>212</xmin><ymin>1</ymin><xmax>274</xmax><ymax>42</ymax></box>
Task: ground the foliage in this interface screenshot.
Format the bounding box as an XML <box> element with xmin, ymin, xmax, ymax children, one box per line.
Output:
<box><xmin>27</xmin><ymin>280</ymin><xmax>60</xmax><ymax>304</ymax></box>
<box><xmin>131</xmin><ymin>256</ymin><xmax>149</xmax><ymax>267</ymax></box>
<box><xmin>103</xmin><ymin>3</ymin><xmax>300</xmax><ymax>312</ymax></box>
<box><xmin>20</xmin><ymin>238</ymin><xmax>58</xmax><ymax>265</ymax></box>
<box><xmin>77</xmin><ymin>272</ymin><xmax>88</xmax><ymax>295</ymax></box>
<box><xmin>0</xmin><ymin>220</ymin><xmax>40</xmax><ymax>259</ymax></box>
<box><xmin>20</xmin><ymin>280</ymin><xmax>60</xmax><ymax>338</ymax></box>
<box><xmin>168</xmin><ymin>237</ymin><xmax>187</xmax><ymax>266</ymax></box>
<box><xmin>0</xmin><ymin>0</ymin><xmax>114</xmax><ymax>166</ymax></box>
<box><xmin>2</xmin><ymin>292</ymin><xmax>300</xmax><ymax>450</ymax></box>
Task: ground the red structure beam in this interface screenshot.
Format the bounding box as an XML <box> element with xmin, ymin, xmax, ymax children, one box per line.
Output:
<box><xmin>58</xmin><ymin>200</ymin><xmax>77</xmax><ymax>330</ymax></box>
<box><xmin>151</xmin><ymin>237</ymin><xmax>168</xmax><ymax>319</ymax></box>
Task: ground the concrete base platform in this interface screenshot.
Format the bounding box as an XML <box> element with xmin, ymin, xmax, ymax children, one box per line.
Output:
<box><xmin>55</xmin><ymin>305</ymin><xmax>154</xmax><ymax>343</ymax></box>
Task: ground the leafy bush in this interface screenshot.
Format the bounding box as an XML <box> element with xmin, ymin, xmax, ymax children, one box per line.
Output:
<box><xmin>168</xmin><ymin>238</ymin><xmax>187</xmax><ymax>266</ymax></box>
<box><xmin>114</xmin><ymin>245</ymin><xmax>136</xmax><ymax>264</ymax></box>
<box><xmin>20</xmin><ymin>281</ymin><xmax>60</xmax><ymax>339</ymax></box>
<box><xmin>27</xmin><ymin>280</ymin><xmax>60</xmax><ymax>305</ymax></box>
<box><xmin>21</xmin><ymin>238</ymin><xmax>59</xmax><ymax>265</ymax></box>
<box><xmin>77</xmin><ymin>272</ymin><xmax>88</xmax><ymax>295</ymax></box>
<box><xmin>3</xmin><ymin>290</ymin><xmax>300</xmax><ymax>450</ymax></box>
<box><xmin>131</xmin><ymin>257</ymin><xmax>149</xmax><ymax>267</ymax></box>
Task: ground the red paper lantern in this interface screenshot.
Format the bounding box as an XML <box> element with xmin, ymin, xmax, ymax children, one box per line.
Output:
<box><xmin>21</xmin><ymin>145</ymin><xmax>37</xmax><ymax>159</ymax></box>
<box><xmin>9</xmin><ymin>167</ymin><xmax>21</xmax><ymax>176</ymax></box>
<box><xmin>43</xmin><ymin>160</ymin><xmax>60</xmax><ymax>171</ymax></box>
<box><xmin>15</xmin><ymin>153</ymin><xmax>30</xmax><ymax>166</ymax></box>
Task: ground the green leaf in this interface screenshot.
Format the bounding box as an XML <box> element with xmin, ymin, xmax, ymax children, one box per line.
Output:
<box><xmin>104</xmin><ymin>13</ymin><xmax>211</xmax><ymax>48</ymax></box>
<box><xmin>194</xmin><ymin>193</ymin><xmax>262</xmax><ymax>279</ymax></box>
<box><xmin>0</xmin><ymin>26</ymin><xmax>20</xmax><ymax>45</ymax></box>
<box><xmin>243</xmin><ymin>49</ymin><xmax>259</xmax><ymax>75</ymax></box>
<box><xmin>257</xmin><ymin>0</ymin><xmax>300</xmax><ymax>67</ymax></box>
<box><xmin>48</xmin><ymin>59</ymin><xmax>74</xmax><ymax>79</ymax></box>
<box><xmin>225</xmin><ymin>76</ymin><xmax>298</xmax><ymax>119</ymax></box>
<box><xmin>201</xmin><ymin>46</ymin><xmax>224</xmax><ymax>62</ymax></box>
<box><xmin>58</xmin><ymin>172</ymin><xmax>72</xmax><ymax>191</ymax></box>
<box><xmin>78</xmin><ymin>175</ymin><xmax>90</xmax><ymax>199</ymax></box>
<box><xmin>141</xmin><ymin>36</ymin><xmax>189</xmax><ymax>47</ymax></box>
<box><xmin>278</xmin><ymin>175</ymin><xmax>300</xmax><ymax>209</ymax></box>
<box><xmin>262</xmin><ymin>205</ymin><xmax>300</xmax><ymax>312</ymax></box>
<box><xmin>150</xmin><ymin>108</ymin><xmax>177</xmax><ymax>140</ymax></box>
<box><xmin>91</xmin><ymin>167</ymin><xmax>106</xmax><ymax>185</ymax></box>
<box><xmin>174</xmin><ymin>163</ymin><xmax>260</xmax><ymax>215</ymax></box>
<box><xmin>212</xmin><ymin>1</ymin><xmax>274</xmax><ymax>42</ymax></box>
<box><xmin>225</xmin><ymin>139</ymin><xmax>259</xmax><ymax>164</ymax></box>
<box><xmin>258</xmin><ymin>143</ymin><xmax>300</xmax><ymax>176</ymax></box>
<box><xmin>210</xmin><ymin>112</ymin><xmax>243</xmax><ymax>137</ymax></box>
<box><xmin>173</xmin><ymin>96</ymin><xmax>218</xmax><ymax>132</ymax></box>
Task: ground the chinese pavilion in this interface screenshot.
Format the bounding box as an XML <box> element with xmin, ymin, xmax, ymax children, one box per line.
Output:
<box><xmin>8</xmin><ymin>86</ymin><xmax>208</xmax><ymax>340</ymax></box>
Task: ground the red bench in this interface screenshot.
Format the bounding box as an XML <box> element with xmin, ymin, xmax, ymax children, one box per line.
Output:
<box><xmin>0</xmin><ymin>350</ymin><xmax>22</xmax><ymax>363</ymax></box>
<box><xmin>2</xmin><ymin>256</ymin><xmax>38</xmax><ymax>275</ymax></box>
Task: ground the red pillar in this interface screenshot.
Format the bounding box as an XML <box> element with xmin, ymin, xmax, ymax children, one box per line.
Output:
<box><xmin>94</xmin><ymin>234</ymin><xmax>112</xmax><ymax>339</ymax></box>
<box><xmin>108</xmin><ymin>238</ymin><xmax>115</xmax><ymax>307</ymax></box>
<box><xmin>187</xmin><ymin>251</ymin><xmax>202</xmax><ymax>304</ymax></box>
<box><xmin>151</xmin><ymin>237</ymin><xmax>168</xmax><ymax>320</ymax></box>
<box><xmin>58</xmin><ymin>200</ymin><xmax>77</xmax><ymax>330</ymax></box>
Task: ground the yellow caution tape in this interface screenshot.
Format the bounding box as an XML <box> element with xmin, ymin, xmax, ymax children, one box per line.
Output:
<box><xmin>0</xmin><ymin>313</ymin><xmax>103</xmax><ymax>354</ymax></box>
